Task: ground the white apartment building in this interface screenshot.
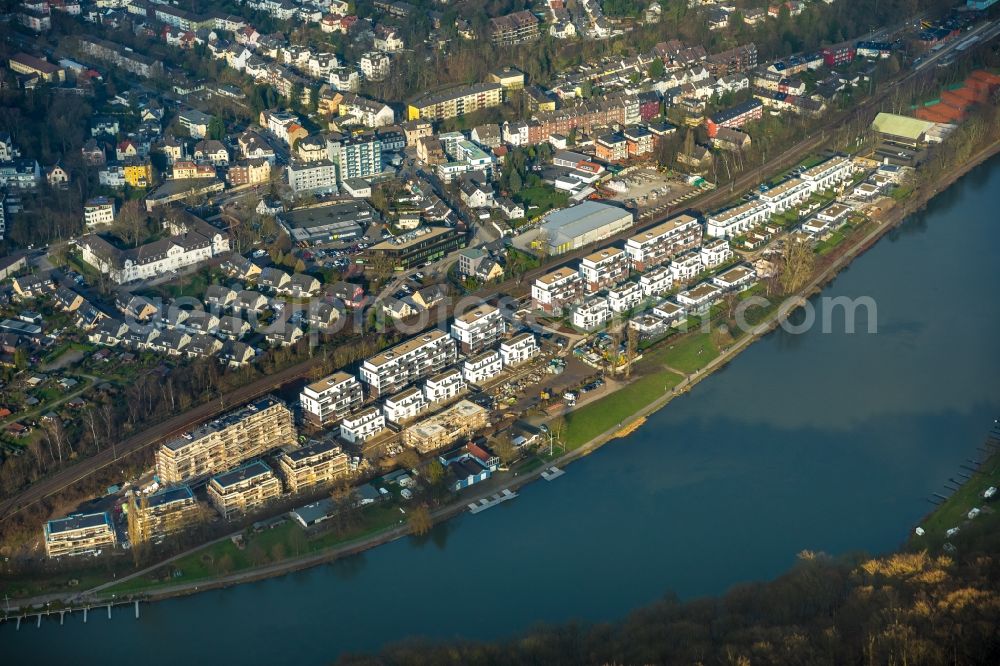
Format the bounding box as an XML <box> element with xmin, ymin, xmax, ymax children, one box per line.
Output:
<box><xmin>799</xmin><ymin>155</ymin><xmax>853</xmax><ymax>193</ymax></box>
<box><xmin>669</xmin><ymin>252</ymin><xmax>704</xmax><ymax>284</ymax></box>
<box><xmin>579</xmin><ymin>246</ymin><xmax>629</xmax><ymax>293</ymax></box>
<box><xmin>423</xmin><ymin>368</ymin><xmax>466</xmax><ymax>404</ymax></box>
<box><xmin>572</xmin><ymin>296</ymin><xmax>611</xmax><ymax>331</ymax></box>
<box><xmin>287</xmin><ymin>159</ymin><xmax>338</xmax><ymax>194</ymax></box>
<box><xmin>500</xmin><ymin>332</ymin><xmax>539</xmax><ymax>366</ymax></box>
<box><xmin>624</xmin><ymin>214</ymin><xmax>702</xmax><ymax>271</ymax></box>
<box><xmin>340</xmin><ymin>406</ymin><xmax>385</xmax><ymax>443</ymax></box>
<box><xmin>84</xmin><ymin>197</ymin><xmax>115</xmax><ymax>227</ymax></box>
<box><xmin>462</xmin><ymin>350</ymin><xmax>503</xmax><ymax>385</ymax></box>
<box><xmin>450</xmin><ymin>304</ymin><xmax>504</xmax><ymax>354</ymax></box>
<box><xmin>299</xmin><ymin>371</ymin><xmax>363</xmax><ymax>427</ymax></box>
<box><xmin>711</xmin><ymin>264</ymin><xmax>758</xmax><ymax>292</ymax></box>
<box><xmin>676</xmin><ymin>282</ymin><xmax>724</xmax><ymax>314</ymax></box>
<box><xmin>360</xmin><ymin>328</ymin><xmax>457</xmax><ymax>396</ymax></box>
<box><xmin>382</xmin><ymin>387</ymin><xmax>429</xmax><ymax>423</ymax></box>
<box><xmin>639</xmin><ymin>265</ymin><xmax>673</xmax><ymax>298</ymax></box>
<box><xmin>608</xmin><ymin>281</ymin><xmax>643</xmax><ymax>313</ymax></box>
<box><xmin>700</xmin><ymin>238</ymin><xmax>733</xmax><ymax>269</ymax></box>
<box><xmin>706</xmin><ymin>200</ymin><xmax>771</xmax><ymax>238</ymax></box>
<box><xmin>759</xmin><ymin>177</ymin><xmax>811</xmax><ymax>214</ymax></box>
<box><xmin>360</xmin><ymin>51</ymin><xmax>390</xmax><ymax>81</ymax></box>
<box><xmin>531</xmin><ymin>266</ymin><xmax>583</xmax><ymax>314</ymax></box>
<box><xmin>653</xmin><ymin>299</ymin><xmax>686</xmax><ymax>325</ymax></box>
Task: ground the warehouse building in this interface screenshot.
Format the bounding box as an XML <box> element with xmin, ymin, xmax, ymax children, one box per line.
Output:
<box><xmin>870</xmin><ymin>113</ymin><xmax>935</xmax><ymax>149</ymax></box>
<box><xmin>278</xmin><ymin>200</ymin><xmax>375</xmax><ymax>247</ymax></box>
<box><xmin>537</xmin><ymin>201</ymin><xmax>634</xmax><ymax>255</ymax></box>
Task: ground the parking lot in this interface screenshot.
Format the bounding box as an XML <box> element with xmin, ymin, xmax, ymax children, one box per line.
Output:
<box><xmin>606</xmin><ymin>168</ymin><xmax>698</xmax><ymax>211</ymax></box>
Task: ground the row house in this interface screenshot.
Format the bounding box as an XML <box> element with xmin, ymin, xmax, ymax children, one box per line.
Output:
<box><xmin>759</xmin><ymin>177</ymin><xmax>811</xmax><ymax>214</ymax></box>
<box><xmin>572</xmin><ymin>296</ymin><xmax>610</xmax><ymax>331</ymax></box>
<box><xmin>608</xmin><ymin>281</ymin><xmax>643</xmax><ymax>314</ymax></box>
<box><xmin>383</xmin><ymin>387</ymin><xmax>428</xmax><ymax>424</ymax></box>
<box><xmin>450</xmin><ymin>303</ymin><xmax>504</xmax><ymax>354</ymax></box>
<box><xmin>423</xmin><ymin>368</ymin><xmax>466</xmax><ymax>404</ymax></box>
<box><xmin>639</xmin><ymin>265</ymin><xmax>674</xmax><ymax>298</ymax></box>
<box><xmin>207</xmin><ymin>460</ymin><xmax>283</xmax><ymax>520</ymax></box>
<box><xmin>579</xmin><ymin>247</ymin><xmax>628</xmax><ymax>293</ymax></box>
<box><xmin>339</xmin><ymin>406</ymin><xmax>385</xmax><ymax>444</ymax></box>
<box><xmin>624</xmin><ymin>214</ymin><xmax>702</xmax><ymax>271</ymax></box>
<box><xmin>706</xmin><ymin>199</ymin><xmax>771</xmax><ymax>238</ymax></box>
<box><xmin>499</xmin><ymin>332</ymin><xmax>538</xmax><ymax>367</ymax></box>
<box><xmin>359</xmin><ymin>328</ymin><xmax>457</xmax><ymax>396</ymax></box>
<box><xmin>300</xmin><ymin>371</ymin><xmax>364</xmax><ymax>427</ymax></box>
<box><xmin>276</xmin><ymin>440</ymin><xmax>349</xmax><ymax>495</ymax></box>
<box><xmin>799</xmin><ymin>155</ymin><xmax>854</xmax><ymax>193</ymax></box>
<box><xmin>699</xmin><ymin>238</ymin><xmax>733</xmax><ymax>269</ymax></box>
<box><xmin>531</xmin><ymin>266</ymin><xmax>583</xmax><ymax>314</ymax></box>
<box><xmin>462</xmin><ymin>350</ymin><xmax>503</xmax><ymax>386</ymax></box>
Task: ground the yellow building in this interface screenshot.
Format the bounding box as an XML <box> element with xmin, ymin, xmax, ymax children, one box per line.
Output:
<box><xmin>488</xmin><ymin>67</ymin><xmax>525</xmax><ymax>90</ymax></box>
<box><xmin>276</xmin><ymin>440</ymin><xmax>350</xmax><ymax>494</ymax></box>
<box><xmin>44</xmin><ymin>512</ymin><xmax>117</xmax><ymax>558</ymax></box>
<box><xmin>127</xmin><ymin>486</ymin><xmax>203</xmax><ymax>544</ymax></box>
<box><xmin>407</xmin><ymin>83</ymin><xmax>503</xmax><ymax>122</ymax></box>
<box><xmin>123</xmin><ymin>160</ymin><xmax>153</xmax><ymax>188</ymax></box>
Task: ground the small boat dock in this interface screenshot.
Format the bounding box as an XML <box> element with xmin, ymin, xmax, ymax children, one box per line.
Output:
<box><xmin>468</xmin><ymin>489</ymin><xmax>518</xmax><ymax>514</ymax></box>
<box><xmin>541</xmin><ymin>466</ymin><xmax>565</xmax><ymax>481</ymax></box>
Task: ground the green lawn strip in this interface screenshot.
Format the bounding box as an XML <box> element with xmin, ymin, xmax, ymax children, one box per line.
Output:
<box><xmin>103</xmin><ymin>504</ymin><xmax>403</xmax><ymax>596</ymax></box>
<box><xmin>561</xmin><ymin>370</ymin><xmax>683</xmax><ymax>449</ymax></box>
<box><xmin>514</xmin><ymin>186</ymin><xmax>569</xmax><ymax>215</ymax></box>
<box><xmin>645</xmin><ymin>331</ymin><xmax>720</xmax><ymax>375</ymax></box>
<box><xmin>911</xmin><ymin>452</ymin><xmax>1000</xmax><ymax>552</ymax></box>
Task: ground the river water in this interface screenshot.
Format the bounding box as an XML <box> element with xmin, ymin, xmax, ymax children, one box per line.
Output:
<box><xmin>5</xmin><ymin>156</ymin><xmax>1000</xmax><ymax>664</ymax></box>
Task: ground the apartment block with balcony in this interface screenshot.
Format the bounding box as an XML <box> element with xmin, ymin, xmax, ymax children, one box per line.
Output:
<box><xmin>423</xmin><ymin>368</ymin><xmax>466</xmax><ymax>404</ymax></box>
<box><xmin>799</xmin><ymin>155</ymin><xmax>854</xmax><ymax>193</ymax></box>
<box><xmin>624</xmin><ymin>214</ymin><xmax>702</xmax><ymax>271</ymax></box>
<box><xmin>407</xmin><ymin>83</ymin><xmax>503</xmax><ymax>122</ymax></box>
<box><xmin>700</xmin><ymin>238</ymin><xmax>733</xmax><ymax>269</ymax></box>
<box><xmin>462</xmin><ymin>349</ymin><xmax>503</xmax><ymax>385</ymax></box>
<box><xmin>359</xmin><ymin>328</ymin><xmax>457</xmax><ymax>396</ymax></box>
<box><xmin>44</xmin><ymin>512</ymin><xmax>117</xmax><ymax>557</ymax></box>
<box><xmin>128</xmin><ymin>486</ymin><xmax>201</xmax><ymax>544</ymax></box>
<box><xmin>669</xmin><ymin>251</ymin><xmax>704</xmax><ymax>284</ymax></box>
<box><xmin>489</xmin><ymin>10</ymin><xmax>540</xmax><ymax>46</ymax></box>
<box><xmin>579</xmin><ymin>247</ymin><xmax>629</xmax><ymax>293</ymax></box>
<box><xmin>382</xmin><ymin>387</ymin><xmax>429</xmax><ymax>423</ymax></box>
<box><xmin>299</xmin><ymin>371</ymin><xmax>364</xmax><ymax>427</ymax></box>
<box><xmin>706</xmin><ymin>199</ymin><xmax>771</xmax><ymax>238</ymax></box>
<box><xmin>639</xmin><ymin>265</ymin><xmax>674</xmax><ymax>298</ymax></box>
<box><xmin>608</xmin><ymin>281</ymin><xmax>643</xmax><ymax>313</ymax></box>
<box><xmin>450</xmin><ymin>303</ymin><xmax>505</xmax><ymax>354</ymax></box>
<box><xmin>276</xmin><ymin>440</ymin><xmax>350</xmax><ymax>494</ymax></box>
<box><xmin>340</xmin><ymin>406</ymin><xmax>385</xmax><ymax>443</ymax></box>
<box><xmin>207</xmin><ymin>460</ymin><xmax>283</xmax><ymax>520</ymax></box>
<box><xmin>154</xmin><ymin>396</ymin><xmax>295</xmax><ymax>485</ymax></box>
<box><xmin>500</xmin><ymin>332</ymin><xmax>539</xmax><ymax>367</ymax></box>
<box><xmin>759</xmin><ymin>177</ymin><xmax>811</xmax><ymax>214</ymax></box>
<box><xmin>572</xmin><ymin>296</ymin><xmax>611</xmax><ymax>331</ymax></box>
<box><xmin>531</xmin><ymin>266</ymin><xmax>583</xmax><ymax>314</ymax></box>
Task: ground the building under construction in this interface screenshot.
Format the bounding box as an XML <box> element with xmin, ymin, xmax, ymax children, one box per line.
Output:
<box><xmin>276</xmin><ymin>439</ymin><xmax>350</xmax><ymax>494</ymax></box>
<box><xmin>155</xmin><ymin>396</ymin><xmax>296</xmax><ymax>485</ymax></box>
<box><xmin>127</xmin><ymin>485</ymin><xmax>202</xmax><ymax>545</ymax></box>
<box><xmin>207</xmin><ymin>460</ymin><xmax>284</xmax><ymax>520</ymax></box>
<box><xmin>402</xmin><ymin>400</ymin><xmax>489</xmax><ymax>454</ymax></box>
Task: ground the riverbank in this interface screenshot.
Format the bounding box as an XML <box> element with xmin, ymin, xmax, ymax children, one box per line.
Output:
<box><xmin>9</xmin><ymin>140</ymin><xmax>1000</xmax><ymax>612</ymax></box>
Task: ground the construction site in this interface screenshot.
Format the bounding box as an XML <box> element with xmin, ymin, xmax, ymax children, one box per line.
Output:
<box><xmin>401</xmin><ymin>401</ymin><xmax>490</xmax><ymax>454</ymax></box>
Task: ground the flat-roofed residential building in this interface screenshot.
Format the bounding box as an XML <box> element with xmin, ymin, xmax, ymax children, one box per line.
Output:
<box><xmin>84</xmin><ymin>196</ymin><xmax>116</xmax><ymax>227</ymax></box>
<box><xmin>462</xmin><ymin>349</ymin><xmax>503</xmax><ymax>385</ymax></box>
<box><xmin>340</xmin><ymin>406</ymin><xmax>385</xmax><ymax>443</ymax></box>
<box><xmin>653</xmin><ymin>299</ymin><xmax>686</xmax><ymax>325</ymax></box>
<box><xmin>500</xmin><ymin>332</ymin><xmax>538</xmax><ymax>367</ymax></box>
<box><xmin>711</xmin><ymin>264</ymin><xmax>758</xmax><ymax>292</ymax></box>
<box><xmin>407</xmin><ymin>83</ymin><xmax>503</xmax><ymax>121</ymax></box>
<box><xmin>759</xmin><ymin>177</ymin><xmax>811</xmax><ymax>214</ymax></box>
<box><xmin>608</xmin><ymin>281</ymin><xmax>643</xmax><ymax>313</ymax></box>
<box><xmin>402</xmin><ymin>400</ymin><xmax>489</xmax><ymax>454</ymax></box>
<box><xmin>360</xmin><ymin>328</ymin><xmax>456</xmax><ymax>396</ymax></box>
<box><xmin>669</xmin><ymin>251</ymin><xmax>703</xmax><ymax>284</ymax></box>
<box><xmin>128</xmin><ymin>485</ymin><xmax>201</xmax><ymax>544</ymax></box>
<box><xmin>450</xmin><ymin>303</ymin><xmax>504</xmax><ymax>354</ymax></box>
<box><xmin>489</xmin><ymin>10</ymin><xmax>539</xmax><ymax>45</ymax></box>
<box><xmin>799</xmin><ymin>155</ymin><xmax>853</xmax><ymax>192</ymax></box>
<box><xmin>300</xmin><ymin>372</ymin><xmax>363</xmax><ymax>427</ymax></box>
<box><xmin>44</xmin><ymin>512</ymin><xmax>117</xmax><ymax>557</ymax></box>
<box><xmin>276</xmin><ymin>440</ymin><xmax>350</xmax><ymax>494</ymax></box>
<box><xmin>639</xmin><ymin>265</ymin><xmax>673</xmax><ymax>298</ymax></box>
<box><xmin>287</xmin><ymin>159</ymin><xmax>338</xmax><ymax>195</ymax></box>
<box><xmin>706</xmin><ymin>200</ymin><xmax>770</xmax><ymax>238</ymax></box>
<box><xmin>573</xmin><ymin>296</ymin><xmax>611</xmax><ymax>331</ymax></box>
<box><xmin>207</xmin><ymin>461</ymin><xmax>283</xmax><ymax>520</ymax></box>
<box><xmin>579</xmin><ymin>247</ymin><xmax>629</xmax><ymax>293</ymax></box>
<box><xmin>423</xmin><ymin>368</ymin><xmax>466</xmax><ymax>404</ymax></box>
<box><xmin>531</xmin><ymin>266</ymin><xmax>583</xmax><ymax>314</ymax></box>
<box><xmin>700</xmin><ymin>238</ymin><xmax>733</xmax><ymax>269</ymax></box>
<box><xmin>365</xmin><ymin>225</ymin><xmax>464</xmax><ymax>270</ymax></box>
<box><xmin>676</xmin><ymin>281</ymin><xmax>723</xmax><ymax>314</ymax></box>
<box><xmin>382</xmin><ymin>386</ymin><xmax>429</xmax><ymax>423</ymax></box>
<box><xmin>155</xmin><ymin>396</ymin><xmax>295</xmax><ymax>484</ymax></box>
<box><xmin>624</xmin><ymin>214</ymin><xmax>701</xmax><ymax>271</ymax></box>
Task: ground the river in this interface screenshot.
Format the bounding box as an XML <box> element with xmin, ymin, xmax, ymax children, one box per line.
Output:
<box><xmin>5</xmin><ymin>155</ymin><xmax>1000</xmax><ymax>664</ymax></box>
